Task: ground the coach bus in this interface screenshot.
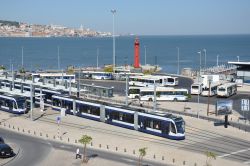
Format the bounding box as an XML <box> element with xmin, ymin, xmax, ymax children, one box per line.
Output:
<box><xmin>129</xmin><ymin>75</ymin><xmax>178</xmax><ymax>87</ymax></box>
<box><xmin>217</xmin><ymin>83</ymin><xmax>237</xmax><ymax>97</ymax></box>
<box><xmin>140</xmin><ymin>87</ymin><xmax>188</xmax><ymax>102</ymax></box>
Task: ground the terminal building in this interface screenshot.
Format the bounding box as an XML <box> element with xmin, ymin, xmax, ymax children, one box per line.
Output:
<box><xmin>228</xmin><ymin>61</ymin><xmax>250</xmax><ymax>84</ymax></box>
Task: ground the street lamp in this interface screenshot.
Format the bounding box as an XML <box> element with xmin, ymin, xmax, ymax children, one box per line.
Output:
<box><xmin>57</xmin><ymin>46</ymin><xmax>60</xmax><ymax>70</ymax></box>
<box><xmin>237</xmin><ymin>56</ymin><xmax>240</xmax><ymax>62</ymax></box>
<box><xmin>197</xmin><ymin>51</ymin><xmax>202</xmax><ymax>82</ymax></box>
<box><xmin>111</xmin><ymin>9</ymin><xmax>116</xmax><ymax>73</ymax></box>
<box><xmin>217</xmin><ymin>54</ymin><xmax>219</xmax><ymax>66</ymax></box>
<box><xmin>177</xmin><ymin>47</ymin><xmax>180</xmax><ymax>75</ymax></box>
<box><xmin>97</xmin><ymin>48</ymin><xmax>99</xmax><ymax>69</ymax></box>
<box><xmin>21</xmin><ymin>46</ymin><xmax>24</xmax><ymax>68</ymax></box>
<box><xmin>144</xmin><ymin>45</ymin><xmax>147</xmax><ymax>66</ymax></box>
<box><xmin>203</xmin><ymin>49</ymin><xmax>206</xmax><ymax>69</ymax></box>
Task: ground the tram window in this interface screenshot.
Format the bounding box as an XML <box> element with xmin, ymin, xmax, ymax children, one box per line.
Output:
<box><xmin>13</xmin><ymin>102</ymin><xmax>17</xmax><ymax>109</ymax></box>
<box><xmin>119</xmin><ymin>113</ymin><xmax>123</xmax><ymax>121</ymax></box>
<box><xmin>53</xmin><ymin>99</ymin><xmax>61</xmax><ymax>107</ymax></box>
<box><xmin>110</xmin><ymin>111</ymin><xmax>133</xmax><ymax>123</ymax></box>
<box><xmin>145</xmin><ymin>119</ymin><xmax>161</xmax><ymax>130</ymax></box>
<box><xmin>170</xmin><ymin>122</ymin><xmax>176</xmax><ymax>134</ymax></box>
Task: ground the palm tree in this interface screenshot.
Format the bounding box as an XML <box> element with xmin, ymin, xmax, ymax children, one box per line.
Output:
<box><xmin>78</xmin><ymin>135</ymin><xmax>92</xmax><ymax>163</ymax></box>
<box><xmin>138</xmin><ymin>147</ymin><xmax>147</xmax><ymax>166</ymax></box>
<box><xmin>205</xmin><ymin>151</ymin><xmax>216</xmax><ymax>166</ymax></box>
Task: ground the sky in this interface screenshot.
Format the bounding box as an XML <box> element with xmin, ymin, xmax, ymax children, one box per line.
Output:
<box><xmin>0</xmin><ymin>0</ymin><xmax>250</xmax><ymax>35</ymax></box>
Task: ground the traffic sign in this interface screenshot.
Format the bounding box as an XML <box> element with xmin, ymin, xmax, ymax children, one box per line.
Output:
<box><xmin>56</xmin><ymin>116</ymin><xmax>61</xmax><ymax>124</ymax></box>
<box><xmin>241</xmin><ymin>99</ymin><xmax>249</xmax><ymax>111</ymax></box>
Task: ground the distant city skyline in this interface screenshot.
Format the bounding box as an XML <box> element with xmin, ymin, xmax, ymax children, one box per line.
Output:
<box><xmin>1</xmin><ymin>0</ymin><xmax>250</xmax><ymax>35</ymax></box>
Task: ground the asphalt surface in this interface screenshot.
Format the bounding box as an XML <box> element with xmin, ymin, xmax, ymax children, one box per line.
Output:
<box><xmin>80</xmin><ymin>76</ymin><xmax>250</xmax><ymax>120</ymax></box>
<box><xmin>0</xmin><ymin>128</ymin><xmax>167</xmax><ymax>166</ymax></box>
<box><xmin>0</xmin><ymin>128</ymin><xmax>52</xmax><ymax>166</ymax></box>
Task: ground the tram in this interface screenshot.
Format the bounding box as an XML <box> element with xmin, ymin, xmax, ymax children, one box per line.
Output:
<box><xmin>52</xmin><ymin>94</ymin><xmax>185</xmax><ymax>140</ymax></box>
<box><xmin>0</xmin><ymin>92</ymin><xmax>27</xmax><ymax>114</ymax></box>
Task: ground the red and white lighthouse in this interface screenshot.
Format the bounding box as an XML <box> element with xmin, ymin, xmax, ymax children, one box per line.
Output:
<box><xmin>134</xmin><ymin>37</ymin><xmax>140</xmax><ymax>68</ymax></box>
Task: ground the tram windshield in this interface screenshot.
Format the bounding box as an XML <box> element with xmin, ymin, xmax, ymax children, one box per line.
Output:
<box><xmin>175</xmin><ymin>120</ymin><xmax>185</xmax><ymax>134</ymax></box>
<box><xmin>16</xmin><ymin>99</ymin><xmax>26</xmax><ymax>109</ymax></box>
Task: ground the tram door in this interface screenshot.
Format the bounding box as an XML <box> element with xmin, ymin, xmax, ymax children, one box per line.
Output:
<box><xmin>161</xmin><ymin>121</ymin><xmax>170</xmax><ymax>134</ymax></box>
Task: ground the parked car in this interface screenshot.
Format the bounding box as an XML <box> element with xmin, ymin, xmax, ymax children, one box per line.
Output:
<box><xmin>0</xmin><ymin>143</ymin><xmax>14</xmax><ymax>158</ymax></box>
<box><xmin>0</xmin><ymin>137</ymin><xmax>4</xmax><ymax>144</ymax></box>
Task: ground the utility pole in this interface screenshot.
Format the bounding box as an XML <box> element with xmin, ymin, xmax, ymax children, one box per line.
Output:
<box><xmin>177</xmin><ymin>47</ymin><xmax>180</xmax><ymax>75</ymax></box>
<box><xmin>77</xmin><ymin>68</ymin><xmax>80</xmax><ymax>98</ymax></box>
<box><xmin>153</xmin><ymin>80</ymin><xmax>157</xmax><ymax>111</ymax></box>
<box><xmin>203</xmin><ymin>49</ymin><xmax>206</xmax><ymax>69</ymax></box>
<box><xmin>125</xmin><ymin>74</ymin><xmax>129</xmax><ymax>106</ymax></box>
<box><xmin>21</xmin><ymin>46</ymin><xmax>24</xmax><ymax>68</ymax></box>
<box><xmin>30</xmin><ymin>84</ymin><xmax>34</xmax><ymax>121</ymax></box>
<box><xmin>217</xmin><ymin>54</ymin><xmax>219</xmax><ymax>66</ymax></box>
<box><xmin>197</xmin><ymin>51</ymin><xmax>202</xmax><ymax>82</ymax></box>
<box><xmin>57</xmin><ymin>46</ymin><xmax>60</xmax><ymax>70</ymax></box>
<box><xmin>111</xmin><ymin>9</ymin><xmax>116</xmax><ymax>73</ymax></box>
<box><xmin>97</xmin><ymin>48</ymin><xmax>99</xmax><ymax>69</ymax></box>
<box><xmin>207</xmin><ymin>78</ymin><xmax>212</xmax><ymax>116</ymax></box>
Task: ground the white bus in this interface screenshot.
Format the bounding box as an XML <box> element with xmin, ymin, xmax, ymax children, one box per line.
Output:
<box><xmin>128</xmin><ymin>86</ymin><xmax>141</xmax><ymax>99</ymax></box>
<box><xmin>82</xmin><ymin>71</ymin><xmax>113</xmax><ymax>80</ymax></box>
<box><xmin>129</xmin><ymin>75</ymin><xmax>178</xmax><ymax>87</ymax></box>
<box><xmin>191</xmin><ymin>83</ymin><xmax>203</xmax><ymax>95</ymax></box>
<box><xmin>217</xmin><ymin>83</ymin><xmax>237</xmax><ymax>97</ymax></box>
<box><xmin>201</xmin><ymin>83</ymin><xmax>221</xmax><ymax>96</ymax></box>
<box><xmin>140</xmin><ymin>87</ymin><xmax>188</xmax><ymax>102</ymax></box>
<box><xmin>33</xmin><ymin>73</ymin><xmax>76</xmax><ymax>84</ymax></box>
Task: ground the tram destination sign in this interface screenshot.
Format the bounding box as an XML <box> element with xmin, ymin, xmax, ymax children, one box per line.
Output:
<box><xmin>216</xmin><ymin>100</ymin><xmax>233</xmax><ymax>116</ymax></box>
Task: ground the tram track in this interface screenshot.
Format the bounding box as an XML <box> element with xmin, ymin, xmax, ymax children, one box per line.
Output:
<box><xmin>22</xmin><ymin>113</ymin><xmax>250</xmax><ymax>163</ymax></box>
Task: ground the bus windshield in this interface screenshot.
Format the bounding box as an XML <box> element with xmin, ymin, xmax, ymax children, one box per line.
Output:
<box><xmin>218</xmin><ymin>88</ymin><xmax>226</xmax><ymax>92</ymax></box>
<box><xmin>192</xmin><ymin>86</ymin><xmax>199</xmax><ymax>89</ymax></box>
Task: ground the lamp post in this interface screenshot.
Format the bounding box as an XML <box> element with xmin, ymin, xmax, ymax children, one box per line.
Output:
<box><xmin>97</xmin><ymin>48</ymin><xmax>99</xmax><ymax>69</ymax></box>
<box><xmin>144</xmin><ymin>46</ymin><xmax>147</xmax><ymax>66</ymax></box>
<box><xmin>111</xmin><ymin>9</ymin><xmax>116</xmax><ymax>73</ymax></box>
<box><xmin>21</xmin><ymin>46</ymin><xmax>24</xmax><ymax>68</ymax></box>
<box><xmin>177</xmin><ymin>47</ymin><xmax>180</xmax><ymax>75</ymax></box>
<box><xmin>207</xmin><ymin>76</ymin><xmax>212</xmax><ymax>116</ymax></box>
<box><xmin>237</xmin><ymin>56</ymin><xmax>240</xmax><ymax>62</ymax></box>
<box><xmin>125</xmin><ymin>74</ymin><xmax>129</xmax><ymax>106</ymax></box>
<box><xmin>57</xmin><ymin>46</ymin><xmax>60</xmax><ymax>70</ymax></box>
<box><xmin>217</xmin><ymin>54</ymin><xmax>219</xmax><ymax>66</ymax></box>
<box><xmin>197</xmin><ymin>51</ymin><xmax>202</xmax><ymax>82</ymax></box>
<box><xmin>153</xmin><ymin>80</ymin><xmax>157</xmax><ymax>112</ymax></box>
<box><xmin>203</xmin><ymin>49</ymin><xmax>206</xmax><ymax>69</ymax></box>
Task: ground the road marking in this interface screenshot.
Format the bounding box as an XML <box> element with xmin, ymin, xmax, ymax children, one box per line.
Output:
<box><xmin>218</xmin><ymin>148</ymin><xmax>250</xmax><ymax>158</ymax></box>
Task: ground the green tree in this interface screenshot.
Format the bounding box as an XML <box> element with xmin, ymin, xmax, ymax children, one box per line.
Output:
<box><xmin>78</xmin><ymin>135</ymin><xmax>93</xmax><ymax>163</ymax></box>
<box><xmin>0</xmin><ymin>65</ymin><xmax>6</xmax><ymax>70</ymax></box>
<box><xmin>205</xmin><ymin>151</ymin><xmax>216</xmax><ymax>166</ymax></box>
<box><xmin>104</xmin><ymin>66</ymin><xmax>113</xmax><ymax>72</ymax></box>
<box><xmin>138</xmin><ymin>147</ymin><xmax>147</xmax><ymax>166</ymax></box>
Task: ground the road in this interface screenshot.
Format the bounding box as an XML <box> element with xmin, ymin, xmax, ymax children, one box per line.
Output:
<box><xmin>0</xmin><ymin>128</ymin><xmax>167</xmax><ymax>166</ymax></box>
<box><xmin>80</xmin><ymin>76</ymin><xmax>250</xmax><ymax>120</ymax></box>
<box><xmin>0</xmin><ymin>128</ymin><xmax>52</xmax><ymax>166</ymax></box>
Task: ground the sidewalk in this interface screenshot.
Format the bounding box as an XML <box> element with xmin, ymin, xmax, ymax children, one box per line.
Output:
<box><xmin>0</xmin><ymin>108</ymin><xmax>249</xmax><ymax>166</ymax></box>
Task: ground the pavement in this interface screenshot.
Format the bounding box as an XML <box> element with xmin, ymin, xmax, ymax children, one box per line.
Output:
<box><xmin>0</xmin><ymin>106</ymin><xmax>249</xmax><ymax>166</ymax></box>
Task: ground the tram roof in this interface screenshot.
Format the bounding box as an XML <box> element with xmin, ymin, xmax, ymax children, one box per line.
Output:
<box><xmin>228</xmin><ymin>61</ymin><xmax>250</xmax><ymax>66</ymax></box>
